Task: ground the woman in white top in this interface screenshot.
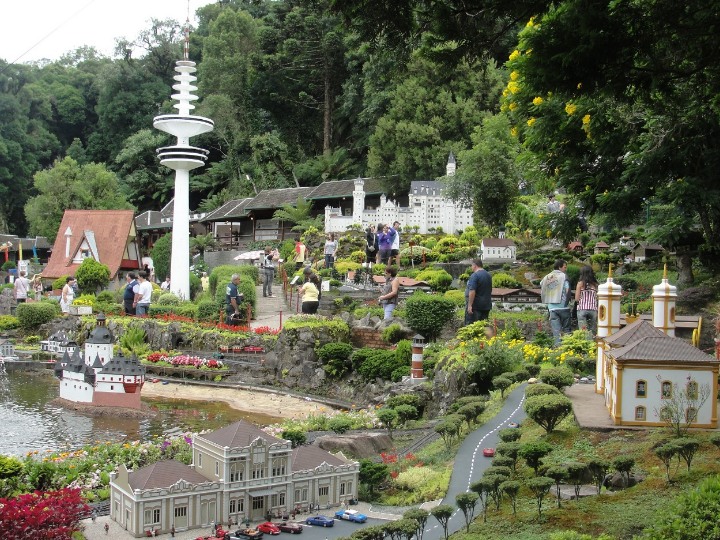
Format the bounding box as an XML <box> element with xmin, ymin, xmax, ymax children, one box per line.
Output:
<box><xmin>60</xmin><ymin>276</ymin><xmax>76</xmax><ymax>314</ymax></box>
<box><xmin>324</xmin><ymin>233</ymin><xmax>338</xmax><ymax>270</ymax></box>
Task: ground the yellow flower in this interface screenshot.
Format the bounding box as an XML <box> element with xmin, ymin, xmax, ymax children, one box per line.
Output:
<box><xmin>509</xmin><ymin>102</ymin><xmax>518</xmax><ymax>111</ymax></box>
<box><xmin>577</xmin><ymin>82</ymin><xmax>583</xmax><ymax>90</ymax></box>
<box><xmin>532</xmin><ymin>96</ymin><xmax>544</xmax><ymax>106</ymax></box>
<box><xmin>565</xmin><ymin>102</ymin><xmax>577</xmax><ymax>115</ymax></box>
<box><xmin>527</xmin><ymin>117</ymin><xmax>536</xmax><ymax>127</ymax></box>
<box><xmin>507</xmin><ymin>81</ymin><xmax>520</xmax><ymax>94</ymax></box>
<box><xmin>510</xmin><ymin>70</ymin><xmax>520</xmax><ymax>81</ymax></box>
<box><xmin>526</xmin><ymin>16</ymin><xmax>536</xmax><ymax>27</ymax></box>
<box><xmin>509</xmin><ymin>50</ymin><xmax>521</xmax><ymax>61</ymax></box>
<box><xmin>510</xmin><ymin>127</ymin><xmax>519</xmax><ymax>138</ymax></box>
<box><xmin>582</xmin><ymin>114</ymin><xmax>591</xmax><ymax>125</ymax></box>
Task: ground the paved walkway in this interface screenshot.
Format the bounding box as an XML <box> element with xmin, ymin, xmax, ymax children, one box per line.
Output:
<box><xmin>249</xmin><ymin>284</ymin><xmax>292</xmax><ymax>331</ymax></box>
<box><xmin>565</xmin><ymin>383</ymin><xmax>621</xmax><ymax>430</ymax></box>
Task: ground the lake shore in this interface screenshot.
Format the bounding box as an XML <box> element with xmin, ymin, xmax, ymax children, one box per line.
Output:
<box><xmin>141</xmin><ymin>381</ymin><xmax>328</xmax><ymax>420</ymax></box>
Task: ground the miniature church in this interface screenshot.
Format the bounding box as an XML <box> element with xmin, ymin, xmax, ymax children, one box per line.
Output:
<box><xmin>595</xmin><ymin>266</ymin><xmax>718</xmax><ymax>427</ymax></box>
<box><xmin>53</xmin><ymin>313</ymin><xmax>146</xmax><ymax>409</ymax></box>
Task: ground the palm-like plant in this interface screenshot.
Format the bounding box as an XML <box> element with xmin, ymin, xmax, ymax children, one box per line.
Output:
<box><xmin>273</xmin><ymin>197</ymin><xmax>324</xmax><ymax>232</ymax></box>
<box><xmin>190</xmin><ymin>233</ymin><xmax>218</xmax><ymax>257</ymax></box>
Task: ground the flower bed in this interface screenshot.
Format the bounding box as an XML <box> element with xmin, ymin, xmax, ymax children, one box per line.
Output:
<box><xmin>145</xmin><ymin>352</ymin><xmax>226</xmax><ymax>370</ymax></box>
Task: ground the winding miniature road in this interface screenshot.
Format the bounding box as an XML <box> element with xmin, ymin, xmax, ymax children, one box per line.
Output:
<box><xmin>423</xmin><ymin>383</ymin><xmax>527</xmax><ymax>539</ymax></box>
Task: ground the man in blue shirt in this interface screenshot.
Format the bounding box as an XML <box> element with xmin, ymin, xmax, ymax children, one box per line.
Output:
<box><xmin>465</xmin><ymin>258</ymin><xmax>492</xmax><ymax>325</ymax></box>
<box><xmin>225</xmin><ymin>274</ymin><xmax>244</xmax><ymax>325</ymax></box>
<box><xmin>123</xmin><ymin>272</ymin><xmax>138</xmax><ymax>315</ymax></box>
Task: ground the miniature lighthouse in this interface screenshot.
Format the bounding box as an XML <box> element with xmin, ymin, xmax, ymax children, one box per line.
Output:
<box><xmin>153</xmin><ymin>25</ymin><xmax>214</xmax><ymax>300</ymax></box>
<box><xmin>652</xmin><ymin>264</ymin><xmax>677</xmax><ymax>337</ymax></box>
<box><xmin>595</xmin><ymin>264</ymin><xmax>622</xmax><ymax>393</ymax></box>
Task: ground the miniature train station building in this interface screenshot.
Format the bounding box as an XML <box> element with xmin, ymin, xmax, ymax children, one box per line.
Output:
<box><xmin>110</xmin><ymin>420</ymin><xmax>359</xmax><ymax>537</ymax></box>
<box><xmin>595</xmin><ymin>267</ymin><xmax>718</xmax><ymax>427</ymax></box>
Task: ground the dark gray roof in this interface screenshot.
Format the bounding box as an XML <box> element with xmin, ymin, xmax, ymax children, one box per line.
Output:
<box><xmin>128</xmin><ymin>459</ymin><xmax>210</xmax><ymax>491</ymax></box>
<box><xmin>135</xmin><ymin>210</ymin><xmax>169</xmax><ymax>231</ymax></box>
<box><xmin>292</xmin><ymin>445</ymin><xmax>348</xmax><ymax>472</ymax></box>
<box><xmin>246</xmin><ymin>187</ymin><xmax>314</xmax><ymax>210</ymax></box>
<box><xmin>99</xmin><ymin>352</ymin><xmax>145</xmax><ymax>376</ymax></box>
<box><xmin>87</xmin><ymin>325</ymin><xmax>113</xmax><ymax>344</ymax></box>
<box><xmin>202</xmin><ymin>198</ymin><xmax>254</xmax><ymax>222</ymax></box>
<box><xmin>482</xmin><ymin>238</ymin><xmax>516</xmax><ymax>247</ymax></box>
<box><xmin>306</xmin><ymin>177</ymin><xmax>385</xmax><ymax>200</ymax></box>
<box><xmin>409</xmin><ymin>180</ymin><xmax>447</xmax><ymax>195</ymax></box>
<box><xmin>611</xmin><ymin>336</ymin><xmax>717</xmax><ymax>363</ymax></box>
<box><xmin>604</xmin><ymin>320</ymin><xmax>667</xmax><ymax>347</ymax></box>
<box><xmin>200</xmin><ymin>420</ymin><xmax>282</xmax><ymax>448</ymax></box>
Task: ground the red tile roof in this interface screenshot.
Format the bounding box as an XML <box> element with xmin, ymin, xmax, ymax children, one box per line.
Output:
<box><xmin>482</xmin><ymin>238</ymin><xmax>516</xmax><ymax>247</ymax></box>
<box><xmin>43</xmin><ymin>210</ymin><xmax>139</xmax><ymax>279</ymax></box>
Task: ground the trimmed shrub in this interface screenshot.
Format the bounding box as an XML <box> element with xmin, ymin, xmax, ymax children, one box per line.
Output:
<box><xmin>357</xmin><ymin>349</ymin><xmax>408</xmax><ymax>381</ymax></box>
<box><xmin>16</xmin><ymin>302</ymin><xmax>58</xmax><ymax>329</ymax></box>
<box><xmin>96</xmin><ymin>291</ymin><xmax>114</xmax><ymax>303</ymax></box>
<box><xmin>75</xmin><ymin>258</ymin><xmax>110</xmax><ymax>294</ymax></box>
<box><xmin>209</xmin><ymin>265</ymin><xmax>259</xmax><ymax>296</ymax></box>
<box><xmin>443</xmin><ymin>289</ymin><xmax>466</xmax><ymax>306</ymax></box>
<box><xmin>524</xmin><ymin>394</ymin><xmax>573</xmax><ymax>433</ymax></box>
<box><xmin>415</xmin><ymin>269</ymin><xmax>453</xmax><ymax>292</ymax></box>
<box><xmin>0</xmin><ymin>315</ymin><xmax>20</xmax><ymax>330</ymax></box>
<box><xmin>197</xmin><ymin>300</ymin><xmax>220</xmax><ymax>323</ymax></box>
<box><xmin>382</xmin><ymin>323</ymin><xmax>406</xmax><ymax>344</ymax></box>
<box><xmin>540</xmin><ymin>367</ymin><xmax>575</xmax><ymax>390</ymax></box>
<box><xmin>386</xmin><ymin>393</ymin><xmax>423</xmax><ymax>410</ymax></box>
<box><xmin>492</xmin><ymin>272</ymin><xmax>522</xmax><ymax>288</ymax></box>
<box><xmin>525</xmin><ymin>383</ymin><xmax>562</xmax><ymax>398</ymax></box>
<box><xmin>157</xmin><ymin>293</ymin><xmax>181</xmax><ymax>305</ymax></box>
<box><xmin>404</xmin><ymin>292</ymin><xmax>457</xmax><ymax>341</ymax></box>
<box><xmin>316</xmin><ymin>342</ymin><xmax>354</xmax><ymax>364</ymax></box>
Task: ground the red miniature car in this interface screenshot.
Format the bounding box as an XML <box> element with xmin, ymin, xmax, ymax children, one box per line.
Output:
<box><xmin>277</xmin><ymin>522</ymin><xmax>303</xmax><ymax>534</ymax></box>
<box><xmin>257</xmin><ymin>522</ymin><xmax>281</xmax><ymax>535</ymax></box>
<box><xmin>482</xmin><ymin>448</ymin><xmax>495</xmax><ymax>457</ymax></box>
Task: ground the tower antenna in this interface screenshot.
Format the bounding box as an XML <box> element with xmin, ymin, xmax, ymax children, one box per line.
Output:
<box><xmin>183</xmin><ymin>0</ymin><xmax>191</xmax><ymax>61</ymax></box>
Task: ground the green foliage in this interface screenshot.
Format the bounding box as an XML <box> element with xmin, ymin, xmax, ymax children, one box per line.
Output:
<box><xmin>492</xmin><ymin>272</ymin><xmax>523</xmax><ymax>288</ymax></box>
<box><xmin>328</xmin><ymin>415</ymin><xmax>353</xmax><ymax>434</ymax></box>
<box><xmin>16</xmin><ymin>302</ymin><xmax>58</xmax><ymax>329</ymax></box>
<box><xmin>455</xmin><ymin>320</ymin><xmax>490</xmax><ymax>341</ymax></box>
<box><xmin>197</xmin><ymin>300</ymin><xmax>220</xmax><ymax>323</ymax></box>
<box><xmin>525</xmin><ymin>382</ymin><xmax>562</xmax><ymax>398</ymax></box>
<box><xmin>393</xmin><ymin>404</ymin><xmax>419</xmax><ymax>425</ymax></box>
<box><xmin>1</xmin><ymin>261</ymin><xmax>16</xmax><ymax>271</ymax></box>
<box><xmin>466</xmin><ymin>339</ymin><xmax>523</xmax><ymax>393</ymax></box>
<box><xmin>404</xmin><ymin>292</ymin><xmax>457</xmax><ymax>341</ymax></box>
<box><xmin>381</xmin><ymin>323</ymin><xmax>406</xmax><ymax>344</ymax></box>
<box><xmin>540</xmin><ymin>366</ymin><xmax>575</xmax><ymax>390</ymax></box>
<box><xmin>208</xmin><ymin>265</ymin><xmax>259</xmax><ymax>296</ymax></box>
<box><xmin>75</xmin><ymin>258</ymin><xmax>110</xmax><ymax>294</ymax></box>
<box><xmin>559</xmin><ymin>330</ymin><xmax>595</xmax><ymax>357</ymax></box>
<box><xmin>492</xmin><ymin>375</ymin><xmax>513</xmax><ymax>397</ymax></box>
<box><xmin>359</xmin><ymin>459</ymin><xmax>388</xmax><ymax>496</ymax></box>
<box><xmin>443</xmin><ymin>289</ymin><xmax>466</xmax><ymax>306</ymax></box>
<box><xmin>119</xmin><ymin>326</ymin><xmax>148</xmax><ymax>357</ymax></box>
<box><xmin>96</xmin><ymin>291</ymin><xmax>114</xmax><ymax>303</ymax></box>
<box><xmin>316</xmin><ymin>342</ymin><xmax>353</xmax><ymax>363</ymax></box>
<box><xmin>357</xmin><ymin>348</ymin><xmax>408</xmax><ymax>381</ymax></box>
<box><xmin>156</xmin><ymin>292</ymin><xmax>181</xmax><ymax>305</ymax></box>
<box><xmin>519</xmin><ymin>441</ymin><xmax>553</xmax><ymax>474</ymax></box>
<box><xmin>0</xmin><ymin>315</ymin><xmax>20</xmax><ymax>330</ymax></box>
<box><xmin>281</xmin><ymin>429</ymin><xmax>307</xmax><ymax>448</ymax></box>
<box><xmin>524</xmin><ymin>394</ymin><xmax>573</xmax><ymax>434</ymax></box>
<box><xmin>0</xmin><ymin>455</ymin><xmax>23</xmax><ymax>479</ymax></box>
<box><xmin>151</xmin><ymin>233</ymin><xmax>172</xmax><ymax>290</ymax></box>
<box><xmin>386</xmin><ymin>393</ymin><xmax>423</xmax><ymax>411</ymax></box>
<box><xmin>414</xmin><ymin>268</ymin><xmax>453</xmax><ymax>292</ymax></box>
<box><xmin>498</xmin><ymin>428</ymin><xmax>522</xmax><ymax>443</ymax></box>
<box><xmin>52</xmin><ymin>276</ymin><xmax>70</xmax><ymax>291</ymax></box>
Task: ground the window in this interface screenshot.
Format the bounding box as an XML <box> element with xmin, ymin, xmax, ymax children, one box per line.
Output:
<box><xmin>215</xmin><ymin>461</ymin><xmax>219</xmax><ymax>476</ymax></box>
<box><xmin>252</xmin><ymin>463</ymin><xmax>265</xmax><ymax>479</ymax></box>
<box><xmin>660</xmin><ymin>407</ymin><xmax>672</xmax><ymax>421</ymax></box>
<box><xmin>635</xmin><ymin>380</ymin><xmax>647</xmax><ymax>398</ymax></box>
<box><xmin>271</xmin><ymin>458</ymin><xmax>287</xmax><ymax>476</ymax></box>
<box><xmin>198</xmin><ymin>453</ymin><xmax>202</xmax><ymax>467</ymax></box>
<box><xmin>686</xmin><ymin>407</ymin><xmax>698</xmax><ymax>423</ymax></box>
<box><xmin>271</xmin><ymin>493</ymin><xmax>286</xmax><ymax>507</ymax></box>
<box><xmin>687</xmin><ymin>381</ymin><xmax>699</xmax><ymax>400</ymax></box>
<box><xmin>318</xmin><ymin>486</ymin><xmax>329</xmax><ymax>497</ymax></box>
<box><xmin>661</xmin><ymin>381</ymin><xmax>672</xmax><ymax>399</ymax></box>
<box><xmin>340</xmin><ymin>483</ymin><xmax>345</xmax><ymax>496</ymax></box>
<box><xmin>230</xmin><ymin>459</ymin><xmax>244</xmax><ymax>482</ymax></box>
<box><xmin>144</xmin><ymin>508</ymin><xmax>160</xmax><ymax>525</ymax></box>
<box><xmin>230</xmin><ymin>499</ymin><xmax>244</xmax><ymax>514</ymax></box>
<box><xmin>252</xmin><ymin>497</ymin><xmax>264</xmax><ymax>511</ymax></box>
<box><xmin>174</xmin><ymin>507</ymin><xmax>187</xmax><ymax>519</ymax></box>
<box><xmin>634</xmin><ymin>406</ymin><xmax>646</xmax><ymax>420</ymax></box>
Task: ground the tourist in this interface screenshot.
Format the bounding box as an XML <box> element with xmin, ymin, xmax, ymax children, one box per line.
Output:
<box><xmin>160</xmin><ymin>276</ymin><xmax>171</xmax><ymax>290</ymax></box>
<box><xmin>225</xmin><ymin>274</ymin><xmax>244</xmax><ymax>324</ymax></box>
<box><xmin>60</xmin><ymin>276</ymin><xmax>76</xmax><ymax>315</ymax></box>
<box><xmin>133</xmin><ymin>271</ymin><xmax>153</xmax><ymax>316</ymax></box>
<box><xmin>391</xmin><ymin>221</ymin><xmax>401</xmax><ymax>267</ymax></box>
<box><xmin>32</xmin><ymin>274</ymin><xmax>43</xmax><ymax>301</ymax></box>
<box><xmin>365</xmin><ymin>225</ymin><xmax>378</xmax><ymax>267</ymax></box>
<box><xmin>541</xmin><ymin>259</ymin><xmax>572</xmax><ymax>346</ymax></box>
<box><xmin>171</xmin><ymin>524</ymin><xmax>175</xmax><ymax>538</ymax></box>
<box><xmin>464</xmin><ymin>258</ymin><xmax>492</xmax><ymax>325</ymax></box>
<box><xmin>377</xmin><ymin>223</ymin><xmax>396</xmax><ymax>264</ymax></box>
<box><xmin>300</xmin><ymin>268</ymin><xmax>320</xmax><ymax>314</ymax></box>
<box><xmin>104</xmin><ymin>522</ymin><xmax>109</xmax><ymax>534</ymax></box>
<box><xmin>576</xmin><ymin>264</ymin><xmax>599</xmax><ymax>335</ymax></box>
<box><xmin>378</xmin><ymin>266</ymin><xmax>400</xmax><ymax>319</ymax></box>
<box><xmin>323</xmin><ymin>233</ymin><xmax>337</xmax><ymax>270</ymax></box>
<box><xmin>261</xmin><ymin>246</ymin><xmax>276</xmax><ymax>298</ymax></box>
<box><xmin>293</xmin><ymin>238</ymin><xmax>307</xmax><ymax>270</ymax></box>
<box><xmin>547</xmin><ymin>193</ymin><xmax>561</xmax><ymax>213</ymax></box>
<box><xmin>201</xmin><ymin>272</ymin><xmax>210</xmax><ymax>292</ymax></box>
<box><xmin>13</xmin><ymin>270</ymin><xmax>30</xmax><ymax>303</ymax></box>
<box><xmin>124</xmin><ymin>272</ymin><xmax>138</xmax><ymax>315</ymax></box>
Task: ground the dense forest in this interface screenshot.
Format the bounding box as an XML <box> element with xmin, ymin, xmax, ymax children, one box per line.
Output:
<box><xmin>2</xmin><ymin>0</ymin><xmax>720</xmax><ymax>275</ymax></box>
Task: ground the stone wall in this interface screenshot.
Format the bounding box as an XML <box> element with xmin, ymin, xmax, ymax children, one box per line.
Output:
<box><xmin>350</xmin><ymin>328</ymin><xmax>393</xmax><ymax>350</ymax></box>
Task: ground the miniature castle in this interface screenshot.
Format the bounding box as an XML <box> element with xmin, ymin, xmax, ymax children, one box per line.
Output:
<box><xmin>52</xmin><ymin>314</ymin><xmax>146</xmax><ymax>409</ymax></box>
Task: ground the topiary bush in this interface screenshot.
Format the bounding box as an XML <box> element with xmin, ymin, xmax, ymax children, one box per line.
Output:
<box><xmin>75</xmin><ymin>258</ymin><xmax>110</xmax><ymax>294</ymax></box>
<box><xmin>525</xmin><ymin>383</ymin><xmax>563</xmax><ymax>398</ymax></box>
<box><xmin>492</xmin><ymin>272</ymin><xmax>523</xmax><ymax>288</ymax></box>
<box><xmin>197</xmin><ymin>300</ymin><xmax>220</xmax><ymax>322</ymax></box>
<box><xmin>443</xmin><ymin>289</ymin><xmax>466</xmax><ymax>306</ymax></box>
<box><xmin>208</xmin><ymin>265</ymin><xmax>259</xmax><ymax>296</ymax></box>
<box><xmin>96</xmin><ymin>291</ymin><xmax>114</xmax><ymax>303</ymax></box>
<box><xmin>157</xmin><ymin>293</ymin><xmax>181</xmax><ymax>305</ymax></box>
<box><xmin>357</xmin><ymin>349</ymin><xmax>408</xmax><ymax>381</ymax></box>
<box><xmin>539</xmin><ymin>367</ymin><xmax>575</xmax><ymax>390</ymax></box>
<box><xmin>316</xmin><ymin>342</ymin><xmax>354</xmax><ymax>364</ymax></box>
<box><xmin>382</xmin><ymin>323</ymin><xmax>406</xmax><ymax>344</ymax></box>
<box><xmin>415</xmin><ymin>269</ymin><xmax>453</xmax><ymax>292</ymax></box>
<box><xmin>404</xmin><ymin>292</ymin><xmax>457</xmax><ymax>341</ymax></box>
<box><xmin>16</xmin><ymin>302</ymin><xmax>58</xmax><ymax>329</ymax></box>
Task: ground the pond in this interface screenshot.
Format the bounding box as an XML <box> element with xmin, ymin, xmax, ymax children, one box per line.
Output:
<box><xmin>0</xmin><ymin>368</ymin><xmax>280</xmax><ymax>457</ymax></box>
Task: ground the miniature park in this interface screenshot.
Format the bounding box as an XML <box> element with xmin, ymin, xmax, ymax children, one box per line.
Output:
<box><xmin>3</xmin><ymin>2</ymin><xmax>720</xmax><ymax>540</ymax></box>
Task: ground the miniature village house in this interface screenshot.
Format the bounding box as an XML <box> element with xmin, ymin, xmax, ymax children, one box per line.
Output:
<box><xmin>595</xmin><ymin>267</ymin><xmax>718</xmax><ymax>427</ymax></box>
<box><xmin>110</xmin><ymin>421</ymin><xmax>359</xmax><ymax>537</ymax></box>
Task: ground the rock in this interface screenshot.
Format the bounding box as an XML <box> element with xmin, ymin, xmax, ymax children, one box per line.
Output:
<box><xmin>528</xmin><ymin>377</ymin><xmax>539</xmax><ymax>384</ymax></box>
<box><xmin>315</xmin><ymin>432</ymin><xmax>394</xmax><ymax>459</ymax></box>
<box><xmin>603</xmin><ymin>472</ymin><xmax>644</xmax><ymax>490</ymax></box>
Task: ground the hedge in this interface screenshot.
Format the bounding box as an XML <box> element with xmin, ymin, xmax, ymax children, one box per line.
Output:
<box><xmin>16</xmin><ymin>302</ymin><xmax>59</xmax><ymax>329</ymax></box>
<box><xmin>404</xmin><ymin>291</ymin><xmax>457</xmax><ymax>341</ymax></box>
<box><xmin>208</xmin><ymin>265</ymin><xmax>259</xmax><ymax>296</ymax></box>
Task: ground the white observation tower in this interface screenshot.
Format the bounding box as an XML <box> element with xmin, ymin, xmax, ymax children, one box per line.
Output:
<box><xmin>153</xmin><ymin>23</ymin><xmax>214</xmax><ymax>300</ymax></box>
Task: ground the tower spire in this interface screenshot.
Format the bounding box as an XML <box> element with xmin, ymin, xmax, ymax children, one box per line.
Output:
<box><xmin>183</xmin><ymin>0</ymin><xmax>191</xmax><ymax>61</ymax></box>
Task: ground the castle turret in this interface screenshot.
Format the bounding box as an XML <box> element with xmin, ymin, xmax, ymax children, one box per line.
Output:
<box><xmin>596</xmin><ymin>264</ymin><xmax>623</xmax><ymax>393</ymax></box>
<box><xmin>446</xmin><ymin>152</ymin><xmax>456</xmax><ymax>176</ymax></box>
<box><xmin>353</xmin><ymin>177</ymin><xmax>365</xmax><ymax>226</ymax></box>
<box><xmin>652</xmin><ymin>264</ymin><xmax>677</xmax><ymax>337</ymax></box>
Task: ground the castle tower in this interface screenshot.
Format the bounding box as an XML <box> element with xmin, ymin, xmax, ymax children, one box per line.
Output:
<box><xmin>352</xmin><ymin>177</ymin><xmax>365</xmax><ymax>225</ymax></box>
<box><xmin>652</xmin><ymin>264</ymin><xmax>677</xmax><ymax>337</ymax></box>
<box><xmin>596</xmin><ymin>264</ymin><xmax>623</xmax><ymax>393</ymax></box>
<box><xmin>153</xmin><ymin>26</ymin><xmax>214</xmax><ymax>300</ymax></box>
<box><xmin>446</xmin><ymin>152</ymin><xmax>456</xmax><ymax>176</ymax></box>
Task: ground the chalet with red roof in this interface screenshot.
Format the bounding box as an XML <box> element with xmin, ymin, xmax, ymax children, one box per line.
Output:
<box><xmin>43</xmin><ymin>210</ymin><xmax>142</xmax><ymax>284</ymax></box>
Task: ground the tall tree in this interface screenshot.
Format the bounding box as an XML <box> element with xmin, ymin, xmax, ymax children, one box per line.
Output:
<box><xmin>24</xmin><ymin>157</ymin><xmax>132</xmax><ymax>241</ymax></box>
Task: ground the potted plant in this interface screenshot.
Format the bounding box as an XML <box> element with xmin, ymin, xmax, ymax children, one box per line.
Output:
<box><xmin>70</xmin><ymin>294</ymin><xmax>95</xmax><ymax>315</ymax></box>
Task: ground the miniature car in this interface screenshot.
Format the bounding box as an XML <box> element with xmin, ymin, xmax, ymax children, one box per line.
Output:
<box><xmin>277</xmin><ymin>522</ymin><xmax>303</xmax><ymax>534</ymax></box>
<box><xmin>482</xmin><ymin>448</ymin><xmax>496</xmax><ymax>457</ymax></box>
<box><xmin>508</xmin><ymin>421</ymin><xmax>521</xmax><ymax>429</ymax></box>
<box><xmin>257</xmin><ymin>522</ymin><xmax>281</xmax><ymax>535</ymax></box>
<box><xmin>334</xmin><ymin>509</ymin><xmax>368</xmax><ymax>523</ymax></box>
<box><xmin>230</xmin><ymin>528</ymin><xmax>265</xmax><ymax>539</ymax></box>
<box><xmin>305</xmin><ymin>515</ymin><xmax>335</xmax><ymax>527</ymax></box>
